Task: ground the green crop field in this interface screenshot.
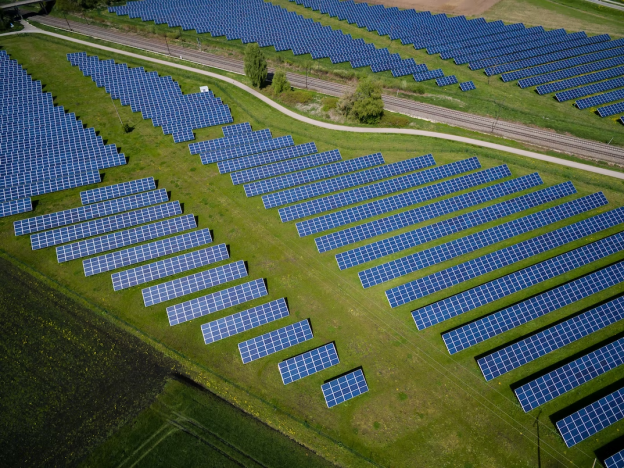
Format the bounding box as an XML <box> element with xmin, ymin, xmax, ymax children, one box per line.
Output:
<box><xmin>2</xmin><ymin>31</ymin><xmax>624</xmax><ymax>467</ymax></box>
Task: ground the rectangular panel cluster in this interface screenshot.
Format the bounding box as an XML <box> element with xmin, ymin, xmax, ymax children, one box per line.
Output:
<box><xmin>279</xmin><ymin>343</ymin><xmax>340</xmax><ymax>384</ymax></box>
<box><xmin>604</xmin><ymin>449</ymin><xmax>624</xmax><ymax>468</ymax></box>
<box><xmin>0</xmin><ymin>198</ymin><xmax>32</xmax><ymax>218</ymax></box>
<box><xmin>436</xmin><ymin>75</ymin><xmax>458</xmax><ymax>86</ymax></box>
<box><xmin>112</xmin><ymin>243</ymin><xmax>228</xmax><ymax>291</ymax></box>
<box><xmin>221</xmin><ymin>122</ymin><xmax>252</xmax><ymax>137</ymax></box>
<box><xmin>83</xmin><ymin>228</ymin><xmax>212</xmax><ymax>276</ymax></box>
<box><xmin>536</xmin><ymin>65</ymin><xmax>624</xmax><ymax>95</ymax></box>
<box><xmin>188</xmin><ymin>128</ymin><xmax>271</xmax><ymax>155</ymax></box>
<box><xmin>167</xmin><ymin>278</ymin><xmax>268</xmax><ymax>326</ymax></box>
<box><xmin>201</xmin><ymin>298</ymin><xmax>289</xmax><ymax>344</ymax></box>
<box><xmin>459</xmin><ymin>81</ymin><xmax>476</xmax><ymax>91</ymax></box>
<box><xmin>322</xmin><ymin>369</ymin><xmax>369</xmax><ymax>408</ymax></box>
<box><xmin>557</xmin><ymin>76</ymin><xmax>624</xmax><ymax>102</ymax></box>
<box><xmin>0</xmin><ymin>170</ymin><xmax>100</xmax><ymax>203</ymax></box>
<box><xmin>576</xmin><ymin>88</ymin><xmax>624</xmax><ymax>110</ymax></box>
<box><xmin>218</xmin><ymin>142</ymin><xmax>318</xmax><ymax>174</ymax></box>
<box><xmin>238</xmin><ymin>319</ymin><xmax>313</xmax><ymax>364</ymax></box>
<box><xmin>200</xmin><ymin>136</ymin><xmax>295</xmax><ymax>165</ymax></box>
<box><xmin>142</xmin><ymin>259</ymin><xmax>247</xmax><ymax>306</ymax></box>
<box><xmin>80</xmin><ymin>177</ymin><xmax>156</xmax><ymax>205</ymax></box>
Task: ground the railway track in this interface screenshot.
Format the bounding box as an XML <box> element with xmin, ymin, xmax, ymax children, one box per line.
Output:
<box><xmin>32</xmin><ymin>15</ymin><xmax>624</xmax><ymax>165</ymax></box>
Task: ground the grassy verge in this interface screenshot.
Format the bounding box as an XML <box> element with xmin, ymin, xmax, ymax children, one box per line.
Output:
<box><xmin>2</xmin><ymin>33</ymin><xmax>624</xmax><ymax>467</ymax></box>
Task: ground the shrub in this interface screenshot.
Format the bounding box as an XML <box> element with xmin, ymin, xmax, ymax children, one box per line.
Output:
<box><xmin>321</xmin><ymin>97</ymin><xmax>338</xmax><ymax>112</ymax></box>
<box><xmin>271</xmin><ymin>70</ymin><xmax>290</xmax><ymax>95</ymax></box>
<box><xmin>280</xmin><ymin>90</ymin><xmax>314</xmax><ymax>105</ymax></box>
<box><xmin>411</xmin><ymin>84</ymin><xmax>425</xmax><ymax>95</ymax></box>
<box><xmin>244</xmin><ymin>43</ymin><xmax>268</xmax><ymax>88</ymax></box>
<box><xmin>380</xmin><ymin>113</ymin><xmax>409</xmax><ymax>128</ymax></box>
<box><xmin>337</xmin><ymin>78</ymin><xmax>384</xmax><ymax>124</ymax></box>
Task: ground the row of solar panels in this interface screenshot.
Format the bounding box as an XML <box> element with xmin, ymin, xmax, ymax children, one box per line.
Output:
<box><xmin>188</xmin><ymin>118</ymin><xmax>624</xmax><ymax>452</ymax></box>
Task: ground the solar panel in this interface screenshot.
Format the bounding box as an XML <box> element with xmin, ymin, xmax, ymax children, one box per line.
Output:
<box><xmin>372</xmin><ymin>192</ymin><xmax>605</xmax><ymax>293</ymax></box>
<box><xmin>31</xmin><ymin>201</ymin><xmax>182</xmax><ymax>250</ymax></box>
<box><xmin>221</xmin><ymin>121</ymin><xmax>252</xmax><ymax>137</ymax></box>
<box><xmin>299</xmin><ymin>164</ymin><xmax>512</xmax><ymax>238</ymax></box>
<box><xmin>604</xmin><ymin>449</ymin><xmax>624</xmax><ymax>468</ymax></box>
<box><xmin>477</xmin><ymin>295</ymin><xmax>624</xmax><ymax>384</ymax></box>
<box><xmin>201</xmin><ymin>298</ymin><xmax>289</xmax><ymax>344</ymax></box>
<box><xmin>112</xmin><ymin>243</ymin><xmax>229</xmax><ymax>291</ymax></box>
<box><xmin>218</xmin><ymin>142</ymin><xmax>318</xmax><ymax>174</ymax></box>
<box><xmin>598</xmin><ymin>101</ymin><xmax>624</xmax><ymax>118</ymax></box>
<box><xmin>279</xmin><ymin>343</ymin><xmax>340</xmax><ymax>384</ymax></box>
<box><xmin>414</xmin><ymin>229</ymin><xmax>624</xmax><ymax>330</ymax></box>
<box><xmin>200</xmin><ymin>136</ymin><xmax>295</xmax><ymax>165</ymax></box>
<box><xmin>80</xmin><ymin>177</ymin><xmax>155</xmax><ymax>205</ymax></box>
<box><xmin>442</xmin><ymin>259</ymin><xmax>624</xmax><ymax>355</ymax></box>
<box><xmin>536</xmin><ymin>65</ymin><xmax>624</xmax><ymax>95</ymax></box>
<box><xmin>556</xmin><ymin>387</ymin><xmax>624</xmax><ymax>447</ymax></box>
<box><xmin>267</xmin><ymin>153</ymin><xmax>436</xmax><ymax>211</ymax></box>
<box><xmin>280</xmin><ymin>156</ymin><xmax>482</xmax><ymax>223</ymax></box>
<box><xmin>84</xmin><ymin>228</ymin><xmax>212</xmax><ymax>276</ymax></box>
<box><xmin>57</xmin><ymin>214</ymin><xmax>196</xmax><ymax>263</ymax></box>
<box><xmin>335</xmin><ymin>177</ymin><xmax>564</xmax><ymax>269</ymax></box>
<box><xmin>391</xmin><ymin>195</ymin><xmax>622</xmax><ymax>303</ymax></box>
<box><xmin>15</xmin><ymin>189</ymin><xmax>168</xmax><ymax>236</ymax></box>
<box><xmin>514</xmin><ymin>338</ymin><xmax>624</xmax><ymax>412</ymax></box>
<box><xmin>556</xmin><ymin>77</ymin><xmax>624</xmax><ymax>102</ymax></box>
<box><xmin>436</xmin><ymin>75</ymin><xmax>458</xmax><ymax>86</ymax></box>
<box><xmin>189</xmin><ymin>128</ymin><xmax>271</xmax><ymax>155</ymax></box>
<box><xmin>459</xmin><ymin>81</ymin><xmax>476</xmax><ymax>91</ymax></box>
<box><xmin>0</xmin><ymin>197</ymin><xmax>31</xmax><ymax>218</ymax></box>
<box><xmin>321</xmin><ymin>369</ymin><xmax>369</xmax><ymax>408</ymax></box>
<box><xmin>576</xmin><ymin>88</ymin><xmax>624</xmax><ymax>109</ymax></box>
<box><xmin>167</xmin><ymin>278</ymin><xmax>268</xmax><ymax>326</ymax></box>
<box><xmin>142</xmin><ymin>259</ymin><xmax>247</xmax><ymax>306</ymax></box>
<box><xmin>238</xmin><ymin>319</ymin><xmax>313</xmax><ymax>364</ymax></box>
<box><xmin>232</xmin><ymin>150</ymin><xmax>343</xmax><ymax>186</ymax></box>
<box><xmin>0</xmin><ymin>170</ymin><xmax>100</xmax><ymax>203</ymax></box>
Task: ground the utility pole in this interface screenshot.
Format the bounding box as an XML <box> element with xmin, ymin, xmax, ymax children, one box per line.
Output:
<box><xmin>197</xmin><ymin>37</ymin><xmax>201</xmax><ymax>51</ymax></box>
<box><xmin>164</xmin><ymin>35</ymin><xmax>171</xmax><ymax>55</ymax></box>
<box><xmin>608</xmin><ymin>137</ymin><xmax>613</xmax><ymax>145</ymax></box>
<box><xmin>62</xmin><ymin>11</ymin><xmax>72</xmax><ymax>31</ymax></box>
<box><xmin>110</xmin><ymin>96</ymin><xmax>123</xmax><ymax>126</ymax></box>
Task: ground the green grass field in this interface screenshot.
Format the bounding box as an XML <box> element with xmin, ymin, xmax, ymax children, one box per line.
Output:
<box><xmin>2</xmin><ymin>33</ymin><xmax>624</xmax><ymax>467</ymax></box>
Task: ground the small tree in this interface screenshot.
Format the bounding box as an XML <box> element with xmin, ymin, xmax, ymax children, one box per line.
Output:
<box><xmin>244</xmin><ymin>43</ymin><xmax>268</xmax><ymax>88</ymax></box>
<box><xmin>337</xmin><ymin>78</ymin><xmax>384</xmax><ymax>124</ymax></box>
<box><xmin>271</xmin><ymin>70</ymin><xmax>290</xmax><ymax>95</ymax></box>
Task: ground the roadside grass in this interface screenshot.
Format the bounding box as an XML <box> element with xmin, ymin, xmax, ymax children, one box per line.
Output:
<box><xmin>35</xmin><ymin>2</ymin><xmax>624</xmax><ymax>148</ymax></box>
<box><xmin>2</xmin><ymin>34</ymin><xmax>624</xmax><ymax>467</ymax></box>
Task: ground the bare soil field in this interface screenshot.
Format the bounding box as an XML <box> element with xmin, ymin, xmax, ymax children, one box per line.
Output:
<box><xmin>356</xmin><ymin>0</ymin><xmax>504</xmax><ymax>15</ymax></box>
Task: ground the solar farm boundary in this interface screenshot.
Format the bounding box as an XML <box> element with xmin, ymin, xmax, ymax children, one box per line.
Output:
<box><xmin>5</xmin><ymin>24</ymin><xmax>594</xmax><ymax>466</ymax></box>
<box><xmin>23</xmin><ymin>18</ymin><xmax>624</xmax><ymax>170</ymax></box>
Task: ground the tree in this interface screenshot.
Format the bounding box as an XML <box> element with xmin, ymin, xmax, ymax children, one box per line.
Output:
<box><xmin>244</xmin><ymin>43</ymin><xmax>267</xmax><ymax>88</ymax></box>
<box><xmin>337</xmin><ymin>78</ymin><xmax>384</xmax><ymax>124</ymax></box>
<box><xmin>271</xmin><ymin>69</ymin><xmax>290</xmax><ymax>95</ymax></box>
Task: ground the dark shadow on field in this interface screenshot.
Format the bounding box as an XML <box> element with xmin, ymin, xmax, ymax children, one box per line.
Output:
<box><xmin>595</xmin><ymin>435</ymin><xmax>624</xmax><ymax>464</ymax></box>
<box><xmin>322</xmin><ymin>365</ymin><xmax>364</xmax><ymax>384</ymax></box>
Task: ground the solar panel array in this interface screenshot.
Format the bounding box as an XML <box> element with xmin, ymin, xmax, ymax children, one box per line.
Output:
<box><xmin>442</xmin><ymin>259</ymin><xmax>624</xmax><ymax>355</ymax></box>
<box><xmin>413</xmin><ymin>230</ymin><xmax>624</xmax><ymax>330</ymax></box>
<box><xmin>188</xmin><ymin>128</ymin><xmax>271</xmax><ymax>155</ymax></box>
<box><xmin>142</xmin><ymin>259</ymin><xmax>247</xmax><ymax>306</ymax></box>
<box><xmin>535</xmin><ymin>65</ymin><xmax>624</xmax><ymax>95</ymax></box>
<box><xmin>279</xmin><ymin>343</ymin><xmax>340</xmax><ymax>384</ymax></box>
<box><xmin>478</xmin><ymin>295</ymin><xmax>624</xmax><ymax>384</ymax></box>
<box><xmin>605</xmin><ymin>449</ymin><xmax>624</xmax><ymax>468</ymax></box>
<box><xmin>67</xmin><ymin>52</ymin><xmax>232</xmax><ymax>142</ymax></box>
<box><xmin>218</xmin><ymin>142</ymin><xmax>317</xmax><ymax>174</ymax></box>
<box><xmin>80</xmin><ymin>177</ymin><xmax>155</xmax><ymax>205</ymax></box>
<box><xmin>83</xmin><ymin>228</ymin><xmax>213</xmax><ymax>276</ymax></box>
<box><xmin>202</xmin><ymin>136</ymin><xmax>296</xmax><ymax>165</ymax></box>
<box><xmin>221</xmin><ymin>121</ymin><xmax>252</xmax><ymax>137</ymax></box>
<box><xmin>556</xmin><ymin>387</ymin><xmax>624</xmax><ymax>447</ymax></box>
<box><xmin>201</xmin><ymin>298</ymin><xmax>289</xmax><ymax>344</ymax></box>
<box><xmin>0</xmin><ymin>51</ymin><xmax>125</xmax><ymax>212</ymax></box>
<box><xmin>112</xmin><ymin>243</ymin><xmax>229</xmax><ymax>291</ymax></box>
<box><xmin>598</xmin><ymin>102</ymin><xmax>624</xmax><ymax>118</ymax></box>
<box><xmin>167</xmin><ymin>278</ymin><xmax>268</xmax><ymax>326</ymax></box>
<box><xmin>556</xmin><ymin>77</ymin><xmax>624</xmax><ymax>102</ymax></box>
<box><xmin>238</xmin><ymin>319</ymin><xmax>313</xmax><ymax>364</ymax></box>
<box><xmin>375</xmin><ymin>192</ymin><xmax>606</xmax><ymax>295</ymax></box>
<box><xmin>576</xmin><ymin>89</ymin><xmax>624</xmax><ymax>110</ymax></box>
<box><xmin>514</xmin><ymin>338</ymin><xmax>624</xmax><ymax>412</ymax></box>
<box><xmin>436</xmin><ymin>75</ymin><xmax>458</xmax><ymax>87</ymax></box>
<box><xmin>459</xmin><ymin>81</ymin><xmax>476</xmax><ymax>91</ymax></box>
<box><xmin>321</xmin><ymin>369</ymin><xmax>369</xmax><ymax>408</ymax></box>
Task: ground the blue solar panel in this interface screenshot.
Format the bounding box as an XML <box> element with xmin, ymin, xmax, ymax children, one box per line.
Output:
<box><xmin>605</xmin><ymin>449</ymin><xmax>624</xmax><ymax>468</ymax></box>
<box><xmin>535</xmin><ymin>65</ymin><xmax>624</xmax><ymax>94</ymax></box>
<box><xmin>479</xmin><ymin>295</ymin><xmax>624</xmax><ymax>387</ymax></box>
<box><xmin>81</xmin><ymin>178</ymin><xmax>155</xmax><ymax>205</ymax></box>
<box><xmin>189</xmin><ymin>128</ymin><xmax>271</xmax><ymax>155</ymax></box>
<box><xmin>15</xmin><ymin>189</ymin><xmax>168</xmax><ymax>236</ymax></box>
<box><xmin>221</xmin><ymin>122</ymin><xmax>252</xmax><ymax>137</ymax></box>
<box><xmin>201</xmin><ymin>298</ymin><xmax>289</xmax><ymax>344</ymax></box>
<box><xmin>513</xmin><ymin>338</ymin><xmax>624</xmax><ymax>412</ymax></box>
<box><xmin>167</xmin><ymin>278</ymin><xmax>268</xmax><ymax>326</ymax></box>
<box><xmin>57</xmin><ymin>214</ymin><xmax>196</xmax><ymax>263</ymax></box>
<box><xmin>112</xmin><ymin>243</ymin><xmax>229</xmax><ymax>291</ymax></box>
<box><xmin>280</xmin><ymin>156</ymin><xmax>483</xmax><ymax>223</ymax></box>
<box><xmin>232</xmin><ymin>150</ymin><xmax>343</xmax><ymax>186</ymax></box>
<box><xmin>200</xmin><ymin>136</ymin><xmax>295</xmax><ymax>165</ymax></box>
<box><xmin>598</xmin><ymin>101</ymin><xmax>624</xmax><ymax>118</ymax></box>
<box><xmin>218</xmin><ymin>142</ymin><xmax>318</xmax><ymax>174</ymax></box>
<box><xmin>31</xmin><ymin>201</ymin><xmax>182</xmax><ymax>250</ymax></box>
<box><xmin>279</xmin><ymin>343</ymin><xmax>340</xmax><ymax>384</ymax></box>
<box><xmin>321</xmin><ymin>369</ymin><xmax>369</xmax><ymax>408</ymax></box>
<box><xmin>389</xmin><ymin>194</ymin><xmax>620</xmax><ymax>303</ymax></box>
<box><xmin>556</xmin><ymin>77</ymin><xmax>624</xmax><ymax>102</ymax></box>
<box><xmin>338</xmin><ymin>179</ymin><xmax>571</xmax><ymax>271</ymax></box>
<box><xmin>266</xmin><ymin>153</ymin><xmax>434</xmax><ymax>210</ymax></box>
<box><xmin>556</xmin><ymin>387</ymin><xmax>624</xmax><ymax>447</ymax></box>
<box><xmin>238</xmin><ymin>319</ymin><xmax>313</xmax><ymax>364</ymax></box>
<box><xmin>83</xmin><ymin>228</ymin><xmax>212</xmax><ymax>276</ymax></box>
<box><xmin>300</xmin><ymin>164</ymin><xmax>512</xmax><ymax>239</ymax></box>
<box><xmin>414</xmin><ymin>230</ymin><xmax>624</xmax><ymax>330</ymax></box>
<box><xmin>142</xmin><ymin>259</ymin><xmax>247</xmax><ymax>306</ymax></box>
<box><xmin>0</xmin><ymin>197</ymin><xmax>31</xmax><ymax>218</ymax></box>
<box><xmin>576</xmin><ymin>88</ymin><xmax>624</xmax><ymax>109</ymax></box>
<box><xmin>442</xmin><ymin>259</ymin><xmax>624</xmax><ymax>355</ymax></box>
<box><xmin>459</xmin><ymin>81</ymin><xmax>476</xmax><ymax>91</ymax></box>
<box><xmin>0</xmin><ymin>170</ymin><xmax>100</xmax><ymax>203</ymax></box>
<box><xmin>436</xmin><ymin>75</ymin><xmax>458</xmax><ymax>87</ymax></box>
<box><xmin>372</xmin><ymin>192</ymin><xmax>605</xmax><ymax>293</ymax></box>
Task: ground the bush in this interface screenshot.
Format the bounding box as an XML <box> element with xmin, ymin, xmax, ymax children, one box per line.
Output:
<box><xmin>321</xmin><ymin>97</ymin><xmax>338</xmax><ymax>112</ymax></box>
<box><xmin>271</xmin><ymin>70</ymin><xmax>290</xmax><ymax>95</ymax></box>
<box><xmin>337</xmin><ymin>78</ymin><xmax>384</xmax><ymax>124</ymax></box>
<box><xmin>244</xmin><ymin>43</ymin><xmax>268</xmax><ymax>88</ymax></box>
<box><xmin>0</xmin><ymin>10</ymin><xmax>12</xmax><ymax>32</ymax></box>
<box><xmin>411</xmin><ymin>84</ymin><xmax>425</xmax><ymax>95</ymax></box>
<box><xmin>380</xmin><ymin>113</ymin><xmax>409</xmax><ymax>128</ymax></box>
<box><xmin>279</xmin><ymin>90</ymin><xmax>314</xmax><ymax>105</ymax></box>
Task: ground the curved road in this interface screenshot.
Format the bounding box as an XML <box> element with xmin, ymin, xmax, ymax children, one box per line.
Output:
<box><xmin>6</xmin><ymin>20</ymin><xmax>624</xmax><ymax>181</ymax></box>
